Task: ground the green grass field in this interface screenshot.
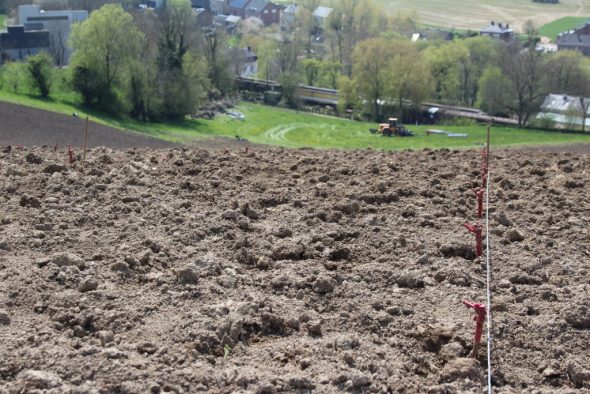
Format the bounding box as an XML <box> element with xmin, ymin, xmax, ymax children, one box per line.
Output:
<box><xmin>198</xmin><ymin>104</ymin><xmax>590</xmax><ymax>150</ymax></box>
<box><xmin>1</xmin><ymin>90</ymin><xmax>590</xmax><ymax>150</ymax></box>
<box><xmin>380</xmin><ymin>0</ymin><xmax>588</xmax><ymax>32</ymax></box>
<box><xmin>539</xmin><ymin>16</ymin><xmax>589</xmax><ymax>40</ymax></box>
<box><xmin>0</xmin><ymin>14</ymin><xmax>6</xmax><ymax>29</ymax></box>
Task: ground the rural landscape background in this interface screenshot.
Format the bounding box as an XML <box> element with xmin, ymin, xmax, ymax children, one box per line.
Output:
<box><xmin>1</xmin><ymin>0</ymin><xmax>590</xmax><ymax>393</ymax></box>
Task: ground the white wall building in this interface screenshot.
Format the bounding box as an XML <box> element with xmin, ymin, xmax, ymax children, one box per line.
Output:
<box><xmin>17</xmin><ymin>4</ymin><xmax>88</xmax><ymax>65</ymax></box>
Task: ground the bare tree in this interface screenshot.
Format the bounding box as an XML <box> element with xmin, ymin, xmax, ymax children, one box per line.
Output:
<box><xmin>500</xmin><ymin>41</ymin><xmax>549</xmax><ymax>128</ymax></box>
<box><xmin>48</xmin><ymin>20</ymin><xmax>69</xmax><ymax>66</ymax></box>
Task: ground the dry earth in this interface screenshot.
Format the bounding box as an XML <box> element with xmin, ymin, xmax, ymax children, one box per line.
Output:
<box><xmin>0</xmin><ymin>145</ymin><xmax>589</xmax><ymax>394</ymax></box>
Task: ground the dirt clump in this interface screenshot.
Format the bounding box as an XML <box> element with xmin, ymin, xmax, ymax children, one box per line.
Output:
<box><xmin>0</xmin><ymin>145</ymin><xmax>589</xmax><ymax>393</ymax></box>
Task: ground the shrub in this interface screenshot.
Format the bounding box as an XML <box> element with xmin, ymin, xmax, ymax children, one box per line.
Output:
<box><xmin>26</xmin><ymin>52</ymin><xmax>54</xmax><ymax>98</ymax></box>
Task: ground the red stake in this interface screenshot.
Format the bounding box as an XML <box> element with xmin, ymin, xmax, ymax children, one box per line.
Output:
<box><xmin>463</xmin><ymin>222</ymin><xmax>483</xmax><ymax>257</ymax></box>
<box><xmin>245</xmin><ymin>145</ymin><xmax>249</xmax><ymax>154</ymax></box>
<box><xmin>67</xmin><ymin>145</ymin><xmax>74</xmax><ymax>164</ymax></box>
<box><xmin>472</xmin><ymin>188</ymin><xmax>485</xmax><ymax>219</ymax></box>
<box><xmin>462</xmin><ymin>300</ymin><xmax>486</xmax><ymax>358</ymax></box>
<box><xmin>54</xmin><ymin>144</ymin><xmax>58</xmax><ymax>152</ymax></box>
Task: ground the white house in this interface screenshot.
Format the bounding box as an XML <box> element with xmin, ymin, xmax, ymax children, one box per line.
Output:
<box><xmin>17</xmin><ymin>5</ymin><xmax>88</xmax><ymax>65</ymax></box>
<box><xmin>537</xmin><ymin>94</ymin><xmax>590</xmax><ymax>128</ymax></box>
<box><xmin>312</xmin><ymin>6</ymin><xmax>332</xmax><ymax>29</ymax></box>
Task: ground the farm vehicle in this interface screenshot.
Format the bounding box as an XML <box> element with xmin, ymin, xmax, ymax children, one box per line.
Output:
<box><xmin>370</xmin><ymin>118</ymin><xmax>414</xmax><ymax>137</ymax></box>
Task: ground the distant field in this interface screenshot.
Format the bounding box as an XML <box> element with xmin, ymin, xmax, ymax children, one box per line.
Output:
<box><xmin>539</xmin><ymin>16</ymin><xmax>589</xmax><ymax>40</ymax></box>
<box><xmin>1</xmin><ymin>90</ymin><xmax>590</xmax><ymax>149</ymax></box>
<box><xmin>0</xmin><ymin>14</ymin><xmax>6</xmax><ymax>29</ymax></box>
<box><xmin>382</xmin><ymin>0</ymin><xmax>589</xmax><ymax>32</ymax></box>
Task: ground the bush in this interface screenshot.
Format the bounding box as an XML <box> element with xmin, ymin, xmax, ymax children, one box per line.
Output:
<box><xmin>531</xmin><ymin>114</ymin><xmax>556</xmax><ymax>130</ymax></box>
<box><xmin>26</xmin><ymin>52</ymin><xmax>54</xmax><ymax>97</ymax></box>
<box><xmin>1</xmin><ymin>62</ymin><xmax>27</xmax><ymax>93</ymax></box>
<box><xmin>441</xmin><ymin>117</ymin><xmax>478</xmax><ymax>127</ymax></box>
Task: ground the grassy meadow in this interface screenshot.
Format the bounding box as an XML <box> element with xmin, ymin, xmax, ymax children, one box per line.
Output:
<box><xmin>2</xmin><ymin>86</ymin><xmax>589</xmax><ymax>150</ymax></box>
<box><xmin>539</xmin><ymin>16</ymin><xmax>589</xmax><ymax>40</ymax></box>
<box><xmin>0</xmin><ymin>14</ymin><xmax>6</xmax><ymax>29</ymax></box>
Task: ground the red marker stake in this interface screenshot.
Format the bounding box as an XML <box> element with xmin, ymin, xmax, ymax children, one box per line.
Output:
<box><xmin>473</xmin><ymin>188</ymin><xmax>485</xmax><ymax>219</ymax></box>
<box><xmin>464</xmin><ymin>222</ymin><xmax>483</xmax><ymax>257</ymax></box>
<box><xmin>463</xmin><ymin>300</ymin><xmax>486</xmax><ymax>358</ymax></box>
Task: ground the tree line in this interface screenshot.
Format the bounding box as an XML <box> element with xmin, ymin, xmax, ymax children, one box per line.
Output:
<box><xmin>243</xmin><ymin>0</ymin><xmax>590</xmax><ymax>128</ymax></box>
<box><xmin>1</xmin><ymin>0</ymin><xmax>235</xmax><ymax>120</ymax></box>
<box><xmin>2</xmin><ymin>0</ymin><xmax>590</xmax><ymax>129</ymax></box>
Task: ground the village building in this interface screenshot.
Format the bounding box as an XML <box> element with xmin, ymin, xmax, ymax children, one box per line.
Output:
<box><xmin>480</xmin><ymin>21</ymin><xmax>513</xmax><ymax>40</ymax></box>
<box><xmin>234</xmin><ymin>46</ymin><xmax>258</xmax><ymax>78</ymax></box>
<box><xmin>557</xmin><ymin>21</ymin><xmax>590</xmax><ymax>56</ymax></box>
<box><xmin>0</xmin><ymin>25</ymin><xmax>50</xmax><ymax>62</ymax></box>
<box><xmin>194</xmin><ymin>8</ymin><xmax>213</xmax><ymax>26</ymax></box>
<box><xmin>213</xmin><ymin>14</ymin><xmax>241</xmax><ymax>32</ymax></box>
<box><xmin>537</xmin><ymin>94</ymin><xmax>590</xmax><ymax>128</ymax></box>
<box><xmin>191</xmin><ymin>0</ymin><xmax>211</xmax><ymax>10</ymax></box>
<box><xmin>229</xmin><ymin>0</ymin><xmax>250</xmax><ymax>18</ymax></box>
<box><xmin>17</xmin><ymin>4</ymin><xmax>87</xmax><ymax>65</ymax></box>
<box><xmin>211</xmin><ymin>0</ymin><xmax>231</xmax><ymax>15</ymax></box>
<box><xmin>280</xmin><ymin>4</ymin><xmax>297</xmax><ymax>32</ymax></box>
<box><xmin>312</xmin><ymin>6</ymin><xmax>332</xmax><ymax>30</ymax></box>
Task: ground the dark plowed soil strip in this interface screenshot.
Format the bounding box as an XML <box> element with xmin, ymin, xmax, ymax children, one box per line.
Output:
<box><xmin>0</xmin><ymin>101</ymin><xmax>179</xmax><ymax>149</ymax></box>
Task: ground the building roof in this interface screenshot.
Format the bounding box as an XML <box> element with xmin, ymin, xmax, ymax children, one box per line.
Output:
<box><xmin>313</xmin><ymin>6</ymin><xmax>332</xmax><ymax>18</ymax></box>
<box><xmin>0</xmin><ymin>25</ymin><xmax>50</xmax><ymax>50</ymax></box>
<box><xmin>541</xmin><ymin>94</ymin><xmax>590</xmax><ymax>114</ymax></box>
<box><xmin>480</xmin><ymin>21</ymin><xmax>513</xmax><ymax>34</ymax></box>
<box><xmin>229</xmin><ymin>0</ymin><xmax>250</xmax><ymax>9</ymax></box>
<box><xmin>557</xmin><ymin>32</ymin><xmax>590</xmax><ymax>47</ymax></box>
<box><xmin>245</xmin><ymin>0</ymin><xmax>268</xmax><ymax>12</ymax></box>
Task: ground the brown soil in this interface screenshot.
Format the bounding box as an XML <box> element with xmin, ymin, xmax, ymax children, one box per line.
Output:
<box><xmin>0</xmin><ymin>145</ymin><xmax>589</xmax><ymax>394</ymax></box>
<box><xmin>0</xmin><ymin>102</ymin><xmax>178</xmax><ymax>149</ymax></box>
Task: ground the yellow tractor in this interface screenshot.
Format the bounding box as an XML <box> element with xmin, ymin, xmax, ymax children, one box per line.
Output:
<box><xmin>370</xmin><ymin>118</ymin><xmax>413</xmax><ymax>137</ymax></box>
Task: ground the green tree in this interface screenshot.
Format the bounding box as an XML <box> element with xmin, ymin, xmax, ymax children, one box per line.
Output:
<box><xmin>26</xmin><ymin>52</ymin><xmax>54</xmax><ymax>97</ymax></box>
<box><xmin>476</xmin><ymin>66</ymin><xmax>511</xmax><ymax>116</ymax></box>
<box><xmin>462</xmin><ymin>36</ymin><xmax>499</xmax><ymax>106</ymax></box>
<box><xmin>318</xmin><ymin>61</ymin><xmax>340</xmax><ymax>89</ymax></box>
<box><xmin>131</xmin><ymin>8</ymin><xmax>161</xmax><ymax>119</ymax></box>
<box><xmin>425</xmin><ymin>41</ymin><xmax>469</xmax><ymax>104</ymax></box>
<box><xmin>499</xmin><ymin>41</ymin><xmax>549</xmax><ymax>127</ymax></box>
<box><xmin>337</xmin><ymin>75</ymin><xmax>359</xmax><ymax>114</ymax></box>
<box><xmin>158</xmin><ymin>0</ymin><xmax>193</xmax><ymax>70</ymax></box>
<box><xmin>1</xmin><ymin>62</ymin><xmax>27</xmax><ymax>93</ymax></box>
<box><xmin>202</xmin><ymin>27</ymin><xmax>233</xmax><ymax>98</ymax></box>
<box><xmin>155</xmin><ymin>0</ymin><xmax>211</xmax><ymax>118</ymax></box>
<box><xmin>301</xmin><ymin>58</ymin><xmax>321</xmax><ymax>86</ymax></box>
<box><xmin>352</xmin><ymin>37</ymin><xmax>391</xmax><ymax>120</ymax></box>
<box><xmin>326</xmin><ymin>0</ymin><xmax>386</xmax><ymax>76</ymax></box>
<box><xmin>389</xmin><ymin>10</ymin><xmax>419</xmax><ymax>37</ymax></box>
<box><xmin>70</xmin><ymin>4</ymin><xmax>144</xmax><ymax>112</ymax></box>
